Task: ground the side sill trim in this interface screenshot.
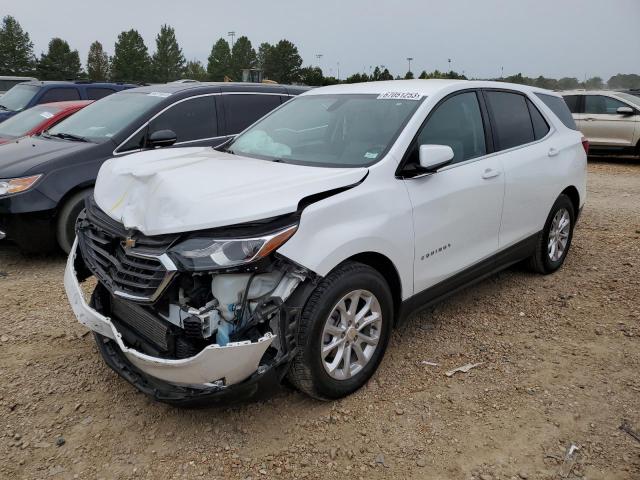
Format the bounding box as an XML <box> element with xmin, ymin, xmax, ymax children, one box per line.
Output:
<box><xmin>397</xmin><ymin>232</ymin><xmax>539</xmax><ymax>324</ymax></box>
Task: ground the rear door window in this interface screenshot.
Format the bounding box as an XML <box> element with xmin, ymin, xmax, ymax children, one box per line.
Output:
<box><xmin>484</xmin><ymin>91</ymin><xmax>534</xmax><ymax>150</ymax></box>
<box><xmin>87</xmin><ymin>87</ymin><xmax>116</xmax><ymax>100</ymax></box>
<box><xmin>149</xmin><ymin>95</ymin><xmax>217</xmax><ymax>143</ymax></box>
<box><xmin>38</xmin><ymin>88</ymin><xmax>81</xmax><ymax>103</ymax></box>
<box><xmin>537</xmin><ymin>93</ymin><xmax>579</xmax><ymax>130</ymax></box>
<box><xmin>222</xmin><ymin>94</ymin><xmax>282</xmax><ymax>134</ymax></box>
<box><xmin>584</xmin><ymin>95</ymin><xmax>627</xmax><ymax>114</ymax></box>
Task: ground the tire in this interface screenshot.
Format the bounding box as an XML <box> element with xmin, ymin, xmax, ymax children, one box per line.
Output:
<box><xmin>287</xmin><ymin>261</ymin><xmax>393</xmax><ymax>400</ymax></box>
<box><xmin>56</xmin><ymin>189</ymin><xmax>92</xmax><ymax>254</ymax></box>
<box><xmin>527</xmin><ymin>194</ymin><xmax>575</xmax><ymax>274</ymax></box>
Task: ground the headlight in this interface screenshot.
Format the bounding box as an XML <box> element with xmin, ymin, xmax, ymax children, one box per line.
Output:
<box><xmin>170</xmin><ymin>224</ymin><xmax>298</xmax><ymax>271</ymax></box>
<box><xmin>0</xmin><ymin>175</ymin><xmax>42</xmax><ymax>196</ymax></box>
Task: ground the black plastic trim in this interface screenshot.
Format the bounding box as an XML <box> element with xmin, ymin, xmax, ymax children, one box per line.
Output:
<box><xmin>397</xmin><ymin>232</ymin><xmax>539</xmax><ymax>324</ymax></box>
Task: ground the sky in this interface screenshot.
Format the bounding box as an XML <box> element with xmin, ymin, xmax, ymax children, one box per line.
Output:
<box><xmin>3</xmin><ymin>0</ymin><xmax>639</xmax><ymax>81</ymax></box>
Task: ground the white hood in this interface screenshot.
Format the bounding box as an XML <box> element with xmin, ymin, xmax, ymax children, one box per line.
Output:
<box><xmin>94</xmin><ymin>147</ymin><xmax>367</xmax><ymax>236</ymax></box>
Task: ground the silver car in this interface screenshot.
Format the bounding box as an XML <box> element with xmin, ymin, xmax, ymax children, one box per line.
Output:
<box><xmin>562</xmin><ymin>90</ymin><xmax>640</xmax><ymax>156</ymax></box>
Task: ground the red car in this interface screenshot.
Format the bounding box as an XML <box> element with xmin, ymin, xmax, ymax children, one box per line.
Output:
<box><xmin>0</xmin><ymin>100</ymin><xmax>93</xmax><ymax>145</ymax></box>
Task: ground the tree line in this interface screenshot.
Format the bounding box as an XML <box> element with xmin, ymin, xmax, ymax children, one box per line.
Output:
<box><xmin>1</xmin><ymin>15</ymin><xmax>639</xmax><ymax>89</ymax></box>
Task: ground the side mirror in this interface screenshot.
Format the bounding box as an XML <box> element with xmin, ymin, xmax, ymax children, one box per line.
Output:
<box><xmin>617</xmin><ymin>106</ymin><xmax>635</xmax><ymax>116</ymax></box>
<box><xmin>418</xmin><ymin>144</ymin><xmax>455</xmax><ymax>172</ymax></box>
<box><xmin>148</xmin><ymin>129</ymin><xmax>177</xmax><ymax>148</ymax></box>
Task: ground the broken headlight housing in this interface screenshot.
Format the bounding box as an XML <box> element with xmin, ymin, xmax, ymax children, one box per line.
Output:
<box><xmin>169</xmin><ymin>224</ymin><xmax>298</xmax><ymax>271</ymax></box>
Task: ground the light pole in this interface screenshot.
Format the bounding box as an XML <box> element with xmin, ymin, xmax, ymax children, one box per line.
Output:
<box><xmin>406</xmin><ymin>57</ymin><xmax>413</xmax><ymax>75</ymax></box>
<box><xmin>337</xmin><ymin>61</ymin><xmax>340</xmax><ymax>81</ymax></box>
<box><xmin>228</xmin><ymin>31</ymin><xmax>236</xmax><ymax>49</ymax></box>
<box><xmin>315</xmin><ymin>54</ymin><xmax>323</xmax><ymax>66</ymax></box>
<box><xmin>448</xmin><ymin>58</ymin><xmax>452</xmax><ymax>72</ymax></box>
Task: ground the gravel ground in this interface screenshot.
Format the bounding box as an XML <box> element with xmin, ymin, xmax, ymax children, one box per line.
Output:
<box><xmin>1</xmin><ymin>159</ymin><xmax>639</xmax><ymax>480</ymax></box>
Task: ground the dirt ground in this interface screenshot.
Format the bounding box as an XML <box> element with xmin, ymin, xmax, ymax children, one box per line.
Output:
<box><xmin>1</xmin><ymin>159</ymin><xmax>639</xmax><ymax>480</ymax></box>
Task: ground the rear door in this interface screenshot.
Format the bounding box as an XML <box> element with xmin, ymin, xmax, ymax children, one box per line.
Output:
<box><xmin>403</xmin><ymin>90</ymin><xmax>505</xmax><ymax>293</ymax></box>
<box><xmin>581</xmin><ymin>95</ymin><xmax>636</xmax><ymax>147</ymax></box>
<box><xmin>484</xmin><ymin>90</ymin><xmax>565</xmax><ymax>248</ymax></box>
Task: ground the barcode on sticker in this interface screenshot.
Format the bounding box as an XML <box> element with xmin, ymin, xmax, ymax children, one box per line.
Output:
<box><xmin>377</xmin><ymin>92</ymin><xmax>422</xmax><ymax>100</ymax></box>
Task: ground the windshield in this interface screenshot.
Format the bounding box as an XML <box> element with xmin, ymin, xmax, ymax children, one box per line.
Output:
<box><xmin>229</xmin><ymin>94</ymin><xmax>423</xmax><ymax>167</ymax></box>
<box><xmin>0</xmin><ymin>84</ymin><xmax>39</xmax><ymax>111</ymax></box>
<box><xmin>616</xmin><ymin>92</ymin><xmax>640</xmax><ymax>108</ymax></box>
<box><xmin>0</xmin><ymin>104</ymin><xmax>64</xmax><ymax>138</ymax></box>
<box><xmin>48</xmin><ymin>92</ymin><xmax>165</xmax><ymax>143</ymax></box>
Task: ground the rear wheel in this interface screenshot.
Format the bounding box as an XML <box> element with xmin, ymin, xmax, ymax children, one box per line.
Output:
<box><xmin>287</xmin><ymin>262</ymin><xmax>393</xmax><ymax>400</ymax></box>
<box><xmin>56</xmin><ymin>189</ymin><xmax>92</xmax><ymax>254</ymax></box>
<box><xmin>528</xmin><ymin>194</ymin><xmax>575</xmax><ymax>274</ymax></box>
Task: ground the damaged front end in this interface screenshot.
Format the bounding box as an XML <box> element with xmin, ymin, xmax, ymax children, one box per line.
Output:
<box><xmin>65</xmin><ymin>198</ymin><xmax>315</xmax><ymax>405</ymax></box>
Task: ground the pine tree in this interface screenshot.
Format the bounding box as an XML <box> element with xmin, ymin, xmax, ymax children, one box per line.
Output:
<box><xmin>183</xmin><ymin>60</ymin><xmax>207</xmax><ymax>81</ymax></box>
<box><xmin>111</xmin><ymin>29</ymin><xmax>150</xmax><ymax>83</ymax></box>
<box><xmin>151</xmin><ymin>24</ymin><xmax>185</xmax><ymax>83</ymax></box>
<box><xmin>263</xmin><ymin>39</ymin><xmax>302</xmax><ymax>84</ymax></box>
<box><xmin>86</xmin><ymin>41</ymin><xmax>109</xmax><ymax>81</ymax></box>
<box><xmin>230</xmin><ymin>36</ymin><xmax>256</xmax><ymax>81</ymax></box>
<box><xmin>0</xmin><ymin>15</ymin><xmax>35</xmax><ymax>75</ymax></box>
<box><xmin>207</xmin><ymin>38</ymin><xmax>231</xmax><ymax>81</ymax></box>
<box><xmin>37</xmin><ymin>38</ymin><xmax>82</xmax><ymax>80</ymax></box>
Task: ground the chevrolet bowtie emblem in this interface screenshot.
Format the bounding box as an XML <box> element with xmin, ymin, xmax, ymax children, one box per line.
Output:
<box><xmin>122</xmin><ymin>236</ymin><xmax>136</xmax><ymax>249</ymax></box>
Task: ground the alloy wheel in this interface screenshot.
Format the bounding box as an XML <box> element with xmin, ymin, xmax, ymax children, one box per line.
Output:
<box><xmin>548</xmin><ymin>208</ymin><xmax>571</xmax><ymax>262</ymax></box>
<box><xmin>320</xmin><ymin>289</ymin><xmax>383</xmax><ymax>380</ymax></box>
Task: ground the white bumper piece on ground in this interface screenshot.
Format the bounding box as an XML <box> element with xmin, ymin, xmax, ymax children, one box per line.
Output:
<box><xmin>64</xmin><ymin>240</ymin><xmax>275</xmax><ymax>388</ymax></box>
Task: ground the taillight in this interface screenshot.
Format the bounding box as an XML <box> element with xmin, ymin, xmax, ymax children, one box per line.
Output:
<box><xmin>581</xmin><ymin>136</ymin><xmax>589</xmax><ymax>155</ymax></box>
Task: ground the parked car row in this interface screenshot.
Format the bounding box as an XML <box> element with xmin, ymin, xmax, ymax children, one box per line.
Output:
<box><xmin>0</xmin><ymin>80</ymin><xmax>136</xmax><ymax>122</ymax></box>
<box><xmin>60</xmin><ymin>79</ymin><xmax>587</xmax><ymax>405</ymax></box>
<box><xmin>0</xmin><ymin>82</ymin><xmax>308</xmax><ymax>252</ymax></box>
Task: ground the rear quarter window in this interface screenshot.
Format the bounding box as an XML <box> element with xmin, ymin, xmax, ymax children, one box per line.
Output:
<box><xmin>536</xmin><ymin>93</ymin><xmax>578</xmax><ymax>130</ymax></box>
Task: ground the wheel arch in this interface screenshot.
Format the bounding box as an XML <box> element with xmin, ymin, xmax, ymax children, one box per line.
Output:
<box><xmin>345</xmin><ymin>251</ymin><xmax>403</xmax><ymax>324</ymax></box>
<box><xmin>54</xmin><ymin>182</ymin><xmax>94</xmax><ymax>219</ymax></box>
<box><xmin>560</xmin><ymin>185</ymin><xmax>580</xmax><ymax>217</ymax></box>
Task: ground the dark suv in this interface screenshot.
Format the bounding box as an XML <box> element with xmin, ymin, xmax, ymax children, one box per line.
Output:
<box><xmin>0</xmin><ymin>81</ymin><xmax>136</xmax><ymax>123</ymax></box>
<box><xmin>0</xmin><ymin>82</ymin><xmax>308</xmax><ymax>253</ymax></box>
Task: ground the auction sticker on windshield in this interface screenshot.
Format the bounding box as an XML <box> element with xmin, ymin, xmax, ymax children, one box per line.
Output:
<box><xmin>377</xmin><ymin>92</ymin><xmax>423</xmax><ymax>100</ymax></box>
<box><xmin>40</xmin><ymin>111</ymin><xmax>54</xmax><ymax>119</ymax></box>
<box><xmin>148</xmin><ymin>92</ymin><xmax>171</xmax><ymax>98</ymax></box>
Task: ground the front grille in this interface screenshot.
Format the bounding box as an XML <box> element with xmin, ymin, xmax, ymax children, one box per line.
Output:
<box><xmin>78</xmin><ymin>197</ymin><xmax>179</xmax><ymax>303</ymax></box>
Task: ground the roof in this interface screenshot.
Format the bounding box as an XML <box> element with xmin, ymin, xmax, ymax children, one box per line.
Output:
<box><xmin>128</xmin><ymin>82</ymin><xmax>309</xmax><ymax>95</ymax></box>
<box><xmin>302</xmin><ymin>79</ymin><xmax>559</xmax><ymax>97</ymax></box>
<box><xmin>19</xmin><ymin>81</ymin><xmax>136</xmax><ymax>88</ymax></box>
<box><xmin>37</xmin><ymin>100</ymin><xmax>94</xmax><ymax>109</ymax></box>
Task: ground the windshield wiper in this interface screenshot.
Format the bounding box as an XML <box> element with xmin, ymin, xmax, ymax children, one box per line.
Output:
<box><xmin>49</xmin><ymin>132</ymin><xmax>90</xmax><ymax>143</ymax></box>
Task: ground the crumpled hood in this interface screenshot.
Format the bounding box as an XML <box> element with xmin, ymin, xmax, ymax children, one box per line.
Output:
<box><xmin>95</xmin><ymin>147</ymin><xmax>367</xmax><ymax>236</ymax></box>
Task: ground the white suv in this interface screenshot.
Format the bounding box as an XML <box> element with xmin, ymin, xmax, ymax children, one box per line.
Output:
<box><xmin>65</xmin><ymin>80</ymin><xmax>587</xmax><ymax>404</ymax></box>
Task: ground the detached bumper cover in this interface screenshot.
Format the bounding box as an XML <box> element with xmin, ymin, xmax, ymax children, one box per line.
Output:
<box><xmin>64</xmin><ymin>240</ymin><xmax>275</xmax><ymax>389</ymax></box>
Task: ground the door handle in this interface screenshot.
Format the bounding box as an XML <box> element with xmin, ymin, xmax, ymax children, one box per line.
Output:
<box><xmin>548</xmin><ymin>147</ymin><xmax>559</xmax><ymax>157</ymax></box>
<box><xmin>584</xmin><ymin>117</ymin><xmax>596</xmax><ymax>121</ymax></box>
<box><xmin>481</xmin><ymin>168</ymin><xmax>501</xmax><ymax>179</ymax></box>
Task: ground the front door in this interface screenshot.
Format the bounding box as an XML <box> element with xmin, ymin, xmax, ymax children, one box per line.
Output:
<box><xmin>402</xmin><ymin>91</ymin><xmax>504</xmax><ymax>294</ymax></box>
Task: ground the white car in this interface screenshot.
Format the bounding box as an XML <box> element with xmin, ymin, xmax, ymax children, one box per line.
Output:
<box><xmin>65</xmin><ymin>79</ymin><xmax>587</xmax><ymax>404</ymax></box>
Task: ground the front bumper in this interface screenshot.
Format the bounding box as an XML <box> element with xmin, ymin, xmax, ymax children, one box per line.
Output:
<box><xmin>64</xmin><ymin>240</ymin><xmax>276</xmax><ymax>389</ymax></box>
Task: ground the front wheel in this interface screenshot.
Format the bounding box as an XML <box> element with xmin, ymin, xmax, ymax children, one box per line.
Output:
<box><xmin>287</xmin><ymin>262</ymin><xmax>393</xmax><ymax>400</ymax></box>
<box><xmin>528</xmin><ymin>194</ymin><xmax>575</xmax><ymax>274</ymax></box>
<box><xmin>56</xmin><ymin>189</ymin><xmax>92</xmax><ymax>254</ymax></box>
